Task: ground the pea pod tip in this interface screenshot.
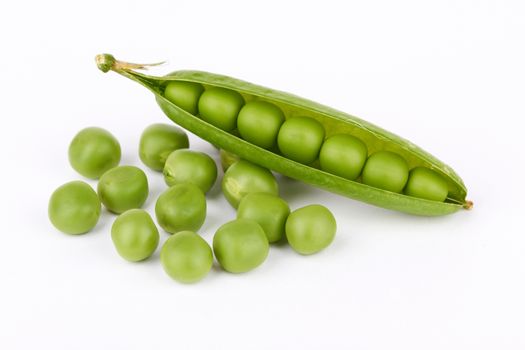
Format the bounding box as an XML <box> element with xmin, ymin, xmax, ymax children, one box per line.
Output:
<box><xmin>463</xmin><ymin>200</ymin><xmax>474</xmax><ymax>210</ymax></box>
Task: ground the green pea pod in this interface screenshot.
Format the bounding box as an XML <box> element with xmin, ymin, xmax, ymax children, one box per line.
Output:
<box><xmin>96</xmin><ymin>54</ymin><xmax>472</xmax><ymax>216</ymax></box>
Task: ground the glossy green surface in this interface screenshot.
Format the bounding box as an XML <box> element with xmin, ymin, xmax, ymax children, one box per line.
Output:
<box><xmin>163</xmin><ymin>149</ymin><xmax>217</xmax><ymax>193</ymax></box>
<box><xmin>286</xmin><ymin>204</ymin><xmax>336</xmax><ymax>255</ymax></box>
<box><xmin>111</xmin><ymin>209</ymin><xmax>159</xmax><ymax>262</ymax></box>
<box><xmin>319</xmin><ymin>134</ymin><xmax>368</xmax><ymax>180</ymax></box>
<box><xmin>139</xmin><ymin>123</ymin><xmax>189</xmax><ymax>171</ymax></box>
<box><xmin>97</xmin><ymin>165</ymin><xmax>149</xmax><ymax>214</ymax></box>
<box><xmin>49</xmin><ymin>181</ymin><xmax>101</xmax><ymax>234</ymax></box>
<box><xmin>198</xmin><ymin>87</ymin><xmax>244</xmax><ymax>131</ymax></box>
<box><xmin>237</xmin><ymin>193</ymin><xmax>290</xmax><ymax>243</ymax></box>
<box><xmin>222</xmin><ymin>160</ymin><xmax>278</xmax><ymax>208</ymax></box>
<box><xmin>164</xmin><ymin>81</ymin><xmax>204</xmax><ymax>115</ymax></box>
<box><xmin>219</xmin><ymin>149</ymin><xmax>240</xmax><ymax>171</ymax></box>
<box><xmin>213</xmin><ymin>219</ymin><xmax>269</xmax><ymax>273</ymax></box>
<box><xmin>68</xmin><ymin>127</ymin><xmax>121</xmax><ymax>179</ymax></box>
<box><xmin>155</xmin><ymin>183</ymin><xmax>206</xmax><ymax>234</ymax></box>
<box><xmin>277</xmin><ymin>117</ymin><xmax>325</xmax><ymax>164</ymax></box>
<box><xmin>362</xmin><ymin>151</ymin><xmax>409</xmax><ymax>193</ymax></box>
<box><xmin>97</xmin><ymin>54</ymin><xmax>471</xmax><ymax>216</ymax></box>
<box><xmin>237</xmin><ymin>100</ymin><xmax>285</xmax><ymax>149</ymax></box>
<box><xmin>405</xmin><ymin>167</ymin><xmax>448</xmax><ymax>202</ymax></box>
<box><xmin>160</xmin><ymin>231</ymin><xmax>213</xmax><ymax>283</ymax></box>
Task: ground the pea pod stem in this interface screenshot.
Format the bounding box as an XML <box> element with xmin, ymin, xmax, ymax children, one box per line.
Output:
<box><xmin>96</xmin><ymin>54</ymin><xmax>164</xmax><ymax>73</ymax></box>
<box><xmin>96</xmin><ymin>53</ymin><xmax>472</xmax><ymax>216</ymax></box>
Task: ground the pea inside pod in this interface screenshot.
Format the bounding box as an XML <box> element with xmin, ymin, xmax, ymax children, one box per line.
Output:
<box><xmin>97</xmin><ymin>54</ymin><xmax>472</xmax><ymax>216</ymax></box>
<box><xmin>404</xmin><ymin>167</ymin><xmax>448</xmax><ymax>202</ymax></box>
<box><xmin>164</xmin><ymin>81</ymin><xmax>204</xmax><ymax>115</ymax></box>
<box><xmin>237</xmin><ymin>100</ymin><xmax>285</xmax><ymax>149</ymax></box>
<box><xmin>361</xmin><ymin>151</ymin><xmax>409</xmax><ymax>194</ymax></box>
<box><xmin>277</xmin><ymin>116</ymin><xmax>325</xmax><ymax>165</ymax></box>
<box><xmin>319</xmin><ymin>134</ymin><xmax>368</xmax><ymax>181</ymax></box>
<box><xmin>198</xmin><ymin>87</ymin><xmax>244</xmax><ymax>132</ymax></box>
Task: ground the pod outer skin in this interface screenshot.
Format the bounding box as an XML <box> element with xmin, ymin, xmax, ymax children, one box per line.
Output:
<box><xmin>101</xmin><ymin>62</ymin><xmax>469</xmax><ymax>216</ymax></box>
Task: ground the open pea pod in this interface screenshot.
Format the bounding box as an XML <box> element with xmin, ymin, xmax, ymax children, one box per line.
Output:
<box><xmin>96</xmin><ymin>54</ymin><xmax>472</xmax><ymax>216</ymax></box>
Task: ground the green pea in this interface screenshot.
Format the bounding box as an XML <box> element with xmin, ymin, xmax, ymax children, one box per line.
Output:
<box><xmin>213</xmin><ymin>219</ymin><xmax>269</xmax><ymax>273</ymax></box>
<box><xmin>198</xmin><ymin>87</ymin><xmax>245</xmax><ymax>131</ymax></box>
<box><xmin>286</xmin><ymin>204</ymin><xmax>336</xmax><ymax>255</ymax></box>
<box><xmin>155</xmin><ymin>183</ymin><xmax>206</xmax><ymax>234</ymax></box>
<box><xmin>163</xmin><ymin>149</ymin><xmax>217</xmax><ymax>193</ymax></box>
<box><xmin>68</xmin><ymin>127</ymin><xmax>121</xmax><ymax>179</ymax></box>
<box><xmin>237</xmin><ymin>101</ymin><xmax>285</xmax><ymax>149</ymax></box>
<box><xmin>361</xmin><ymin>151</ymin><xmax>409</xmax><ymax>193</ymax></box>
<box><xmin>164</xmin><ymin>81</ymin><xmax>204</xmax><ymax>115</ymax></box>
<box><xmin>111</xmin><ymin>209</ymin><xmax>159</xmax><ymax>262</ymax></box>
<box><xmin>405</xmin><ymin>167</ymin><xmax>448</xmax><ymax>202</ymax></box>
<box><xmin>160</xmin><ymin>231</ymin><xmax>213</xmax><ymax>283</ymax></box>
<box><xmin>222</xmin><ymin>160</ymin><xmax>278</xmax><ymax>208</ymax></box>
<box><xmin>319</xmin><ymin>134</ymin><xmax>368</xmax><ymax>180</ymax></box>
<box><xmin>48</xmin><ymin>181</ymin><xmax>101</xmax><ymax>234</ymax></box>
<box><xmin>237</xmin><ymin>193</ymin><xmax>290</xmax><ymax>243</ymax></box>
<box><xmin>277</xmin><ymin>117</ymin><xmax>325</xmax><ymax>164</ymax></box>
<box><xmin>139</xmin><ymin>123</ymin><xmax>189</xmax><ymax>171</ymax></box>
<box><xmin>219</xmin><ymin>149</ymin><xmax>240</xmax><ymax>172</ymax></box>
<box><xmin>97</xmin><ymin>165</ymin><xmax>149</xmax><ymax>214</ymax></box>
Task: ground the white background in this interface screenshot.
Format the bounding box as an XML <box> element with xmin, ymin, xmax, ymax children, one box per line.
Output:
<box><xmin>1</xmin><ymin>1</ymin><xmax>524</xmax><ymax>349</ymax></box>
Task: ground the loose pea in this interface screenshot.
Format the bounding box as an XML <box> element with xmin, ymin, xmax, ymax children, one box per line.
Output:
<box><xmin>286</xmin><ymin>204</ymin><xmax>336</xmax><ymax>255</ymax></box>
<box><xmin>48</xmin><ymin>181</ymin><xmax>101</xmax><ymax>234</ymax></box>
<box><xmin>155</xmin><ymin>183</ymin><xmax>206</xmax><ymax>234</ymax></box>
<box><xmin>163</xmin><ymin>149</ymin><xmax>217</xmax><ymax>193</ymax></box>
<box><xmin>237</xmin><ymin>101</ymin><xmax>285</xmax><ymax>149</ymax></box>
<box><xmin>111</xmin><ymin>209</ymin><xmax>159</xmax><ymax>262</ymax></box>
<box><xmin>198</xmin><ymin>87</ymin><xmax>245</xmax><ymax>131</ymax></box>
<box><xmin>405</xmin><ymin>167</ymin><xmax>448</xmax><ymax>202</ymax></box>
<box><xmin>222</xmin><ymin>159</ymin><xmax>278</xmax><ymax>208</ymax></box>
<box><xmin>160</xmin><ymin>231</ymin><xmax>213</xmax><ymax>283</ymax></box>
<box><xmin>277</xmin><ymin>117</ymin><xmax>325</xmax><ymax>164</ymax></box>
<box><xmin>68</xmin><ymin>127</ymin><xmax>121</xmax><ymax>179</ymax></box>
<box><xmin>319</xmin><ymin>134</ymin><xmax>368</xmax><ymax>180</ymax></box>
<box><xmin>97</xmin><ymin>165</ymin><xmax>149</xmax><ymax>214</ymax></box>
<box><xmin>213</xmin><ymin>219</ymin><xmax>269</xmax><ymax>273</ymax></box>
<box><xmin>139</xmin><ymin>123</ymin><xmax>189</xmax><ymax>171</ymax></box>
<box><xmin>219</xmin><ymin>149</ymin><xmax>240</xmax><ymax>171</ymax></box>
<box><xmin>237</xmin><ymin>193</ymin><xmax>290</xmax><ymax>243</ymax></box>
<box><xmin>164</xmin><ymin>81</ymin><xmax>204</xmax><ymax>115</ymax></box>
<box><xmin>361</xmin><ymin>151</ymin><xmax>409</xmax><ymax>193</ymax></box>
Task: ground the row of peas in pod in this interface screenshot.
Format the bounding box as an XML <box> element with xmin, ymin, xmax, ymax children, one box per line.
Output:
<box><xmin>164</xmin><ymin>81</ymin><xmax>449</xmax><ymax>202</ymax></box>
<box><xmin>49</xmin><ymin>124</ymin><xmax>336</xmax><ymax>284</ymax></box>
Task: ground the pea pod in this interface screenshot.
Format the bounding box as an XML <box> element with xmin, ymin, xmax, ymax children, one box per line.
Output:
<box><xmin>96</xmin><ymin>54</ymin><xmax>472</xmax><ymax>216</ymax></box>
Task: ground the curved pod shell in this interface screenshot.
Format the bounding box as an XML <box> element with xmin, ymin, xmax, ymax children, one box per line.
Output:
<box><xmin>97</xmin><ymin>54</ymin><xmax>471</xmax><ymax>216</ymax></box>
